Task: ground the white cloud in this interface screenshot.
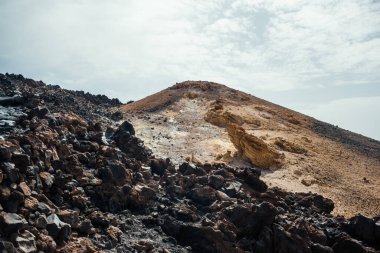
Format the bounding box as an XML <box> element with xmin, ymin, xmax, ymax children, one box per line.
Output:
<box><xmin>0</xmin><ymin>0</ymin><xmax>379</xmax><ymax>138</ymax></box>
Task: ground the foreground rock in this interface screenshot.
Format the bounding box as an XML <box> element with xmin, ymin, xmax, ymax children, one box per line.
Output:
<box><xmin>0</xmin><ymin>73</ymin><xmax>379</xmax><ymax>253</ymax></box>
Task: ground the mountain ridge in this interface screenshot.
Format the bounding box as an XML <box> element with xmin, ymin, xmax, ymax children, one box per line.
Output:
<box><xmin>121</xmin><ymin>80</ymin><xmax>380</xmax><ymax>217</ymax></box>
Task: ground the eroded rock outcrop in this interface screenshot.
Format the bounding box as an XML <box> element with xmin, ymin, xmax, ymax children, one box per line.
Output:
<box><xmin>205</xmin><ymin>102</ymin><xmax>280</xmax><ymax>169</ymax></box>
<box><xmin>227</xmin><ymin>124</ymin><xmax>282</xmax><ymax>169</ymax></box>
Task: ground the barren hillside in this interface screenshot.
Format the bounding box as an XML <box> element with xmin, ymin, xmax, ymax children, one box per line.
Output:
<box><xmin>121</xmin><ymin>81</ymin><xmax>380</xmax><ymax>217</ymax></box>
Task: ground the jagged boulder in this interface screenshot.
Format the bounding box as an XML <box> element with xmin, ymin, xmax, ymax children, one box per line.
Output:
<box><xmin>0</xmin><ymin>212</ymin><xmax>28</xmax><ymax>233</ymax></box>
<box><xmin>227</xmin><ymin>124</ymin><xmax>282</xmax><ymax>169</ymax></box>
<box><xmin>346</xmin><ymin>215</ymin><xmax>376</xmax><ymax>244</ymax></box>
<box><xmin>46</xmin><ymin>214</ymin><xmax>71</xmax><ymax>242</ymax></box>
<box><xmin>12</xmin><ymin>230</ymin><xmax>37</xmax><ymax>253</ymax></box>
<box><xmin>179</xmin><ymin>162</ymin><xmax>207</xmax><ymax>176</ymax></box>
<box><xmin>189</xmin><ymin>185</ymin><xmax>217</xmax><ymax>206</ymax></box>
<box><xmin>150</xmin><ymin>158</ymin><xmax>173</xmax><ymax>176</ymax></box>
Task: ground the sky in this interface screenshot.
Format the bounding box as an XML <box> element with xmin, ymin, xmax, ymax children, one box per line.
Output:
<box><xmin>0</xmin><ymin>0</ymin><xmax>379</xmax><ymax>140</ymax></box>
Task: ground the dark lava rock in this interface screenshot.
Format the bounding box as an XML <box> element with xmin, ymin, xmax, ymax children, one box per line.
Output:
<box><xmin>375</xmin><ymin>220</ymin><xmax>380</xmax><ymax>245</ymax></box>
<box><xmin>1</xmin><ymin>162</ymin><xmax>19</xmax><ymax>183</ymax></box>
<box><xmin>12</xmin><ymin>230</ymin><xmax>37</xmax><ymax>253</ymax></box>
<box><xmin>5</xmin><ymin>190</ymin><xmax>25</xmax><ymax>212</ymax></box>
<box><xmin>35</xmin><ymin>215</ymin><xmax>48</xmax><ymax>229</ymax></box>
<box><xmin>150</xmin><ymin>158</ymin><xmax>170</xmax><ymax>176</ymax></box>
<box><xmin>179</xmin><ymin>162</ymin><xmax>207</xmax><ymax>176</ymax></box>
<box><xmin>0</xmin><ymin>147</ymin><xmax>12</xmax><ymax>161</ymax></box>
<box><xmin>12</xmin><ymin>153</ymin><xmax>31</xmax><ymax>171</ymax></box>
<box><xmin>114</xmin><ymin>120</ymin><xmax>135</xmax><ymax>137</ymax></box>
<box><xmin>273</xmin><ymin>224</ymin><xmax>312</xmax><ymax>253</ymax></box>
<box><xmin>332</xmin><ymin>237</ymin><xmax>367</xmax><ymax>253</ymax></box>
<box><xmin>0</xmin><ymin>240</ymin><xmax>17</xmax><ymax>253</ymax></box>
<box><xmin>57</xmin><ymin>209</ymin><xmax>80</xmax><ymax>229</ymax></box>
<box><xmin>46</xmin><ymin>214</ymin><xmax>71</xmax><ymax>242</ymax></box>
<box><xmin>310</xmin><ymin>243</ymin><xmax>334</xmax><ymax>253</ymax></box>
<box><xmin>243</xmin><ymin>168</ymin><xmax>267</xmax><ymax>192</ymax></box>
<box><xmin>298</xmin><ymin>194</ymin><xmax>334</xmax><ymax>213</ymax></box>
<box><xmin>111</xmin><ymin>111</ymin><xmax>123</xmax><ymax>121</ymax></box>
<box><xmin>346</xmin><ymin>214</ymin><xmax>376</xmax><ymax>244</ymax></box>
<box><xmin>208</xmin><ymin>174</ymin><xmax>225</xmax><ymax>189</ymax></box>
<box><xmin>29</xmin><ymin>106</ymin><xmax>50</xmax><ymax>119</ymax></box>
<box><xmin>177</xmin><ymin>225</ymin><xmax>241</xmax><ymax>253</ymax></box>
<box><xmin>0</xmin><ymin>212</ymin><xmax>28</xmax><ymax>233</ymax></box>
<box><xmin>0</xmin><ymin>95</ymin><xmax>24</xmax><ymax>106</ymax></box>
<box><xmin>189</xmin><ymin>185</ymin><xmax>217</xmax><ymax>206</ymax></box>
<box><xmin>88</xmin><ymin>211</ymin><xmax>109</xmax><ymax>228</ymax></box>
<box><xmin>99</xmin><ymin>160</ymin><xmax>131</xmax><ymax>186</ymax></box>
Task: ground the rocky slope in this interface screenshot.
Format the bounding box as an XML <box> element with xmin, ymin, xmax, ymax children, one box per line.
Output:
<box><xmin>0</xmin><ymin>74</ymin><xmax>379</xmax><ymax>253</ymax></box>
<box><xmin>121</xmin><ymin>81</ymin><xmax>380</xmax><ymax>218</ymax></box>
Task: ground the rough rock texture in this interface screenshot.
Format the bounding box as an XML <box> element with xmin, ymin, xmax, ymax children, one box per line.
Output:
<box><xmin>227</xmin><ymin>124</ymin><xmax>282</xmax><ymax>169</ymax></box>
<box><xmin>205</xmin><ymin>100</ymin><xmax>282</xmax><ymax>169</ymax></box>
<box><xmin>0</xmin><ymin>73</ymin><xmax>379</xmax><ymax>253</ymax></box>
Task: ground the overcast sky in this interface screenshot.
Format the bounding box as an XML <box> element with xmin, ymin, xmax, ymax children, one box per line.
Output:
<box><xmin>0</xmin><ymin>0</ymin><xmax>379</xmax><ymax>140</ymax></box>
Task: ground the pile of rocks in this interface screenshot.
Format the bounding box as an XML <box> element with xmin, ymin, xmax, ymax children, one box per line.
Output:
<box><xmin>0</xmin><ymin>73</ymin><xmax>379</xmax><ymax>253</ymax></box>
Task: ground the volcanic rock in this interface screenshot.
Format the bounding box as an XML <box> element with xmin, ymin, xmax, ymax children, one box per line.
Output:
<box><xmin>332</xmin><ymin>236</ymin><xmax>367</xmax><ymax>253</ymax></box>
<box><xmin>346</xmin><ymin>214</ymin><xmax>376</xmax><ymax>244</ymax></box>
<box><xmin>0</xmin><ymin>212</ymin><xmax>28</xmax><ymax>233</ymax></box>
<box><xmin>12</xmin><ymin>230</ymin><xmax>37</xmax><ymax>253</ymax></box>
<box><xmin>189</xmin><ymin>185</ymin><xmax>217</xmax><ymax>206</ymax></box>
<box><xmin>46</xmin><ymin>214</ymin><xmax>71</xmax><ymax>242</ymax></box>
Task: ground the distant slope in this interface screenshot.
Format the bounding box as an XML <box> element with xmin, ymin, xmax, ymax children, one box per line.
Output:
<box><xmin>121</xmin><ymin>80</ymin><xmax>380</xmax><ymax>217</ymax></box>
<box><xmin>123</xmin><ymin>80</ymin><xmax>380</xmax><ymax>161</ymax></box>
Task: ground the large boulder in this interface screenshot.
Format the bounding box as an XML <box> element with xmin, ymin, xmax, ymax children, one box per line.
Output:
<box><xmin>0</xmin><ymin>212</ymin><xmax>28</xmax><ymax>233</ymax></box>
<box><xmin>298</xmin><ymin>194</ymin><xmax>334</xmax><ymax>213</ymax></box>
<box><xmin>375</xmin><ymin>219</ymin><xmax>380</xmax><ymax>246</ymax></box>
<box><xmin>208</xmin><ymin>175</ymin><xmax>225</xmax><ymax>189</ymax></box>
<box><xmin>1</xmin><ymin>162</ymin><xmax>19</xmax><ymax>183</ymax></box>
<box><xmin>179</xmin><ymin>163</ymin><xmax>207</xmax><ymax>176</ymax></box>
<box><xmin>332</xmin><ymin>236</ymin><xmax>367</xmax><ymax>253</ymax></box>
<box><xmin>346</xmin><ymin>214</ymin><xmax>376</xmax><ymax>244</ymax></box>
<box><xmin>46</xmin><ymin>214</ymin><xmax>71</xmax><ymax>242</ymax></box>
<box><xmin>150</xmin><ymin>158</ymin><xmax>172</xmax><ymax>176</ymax></box>
<box><xmin>112</xmin><ymin>121</ymin><xmax>150</xmax><ymax>161</ymax></box>
<box><xmin>242</xmin><ymin>168</ymin><xmax>267</xmax><ymax>193</ymax></box>
<box><xmin>99</xmin><ymin>160</ymin><xmax>132</xmax><ymax>186</ymax></box>
<box><xmin>189</xmin><ymin>186</ymin><xmax>217</xmax><ymax>206</ymax></box>
<box><xmin>176</xmin><ymin>224</ymin><xmax>242</xmax><ymax>253</ymax></box>
<box><xmin>0</xmin><ymin>240</ymin><xmax>17</xmax><ymax>253</ymax></box>
<box><xmin>273</xmin><ymin>224</ymin><xmax>312</xmax><ymax>253</ymax></box>
<box><xmin>227</xmin><ymin>124</ymin><xmax>282</xmax><ymax>169</ymax></box>
<box><xmin>57</xmin><ymin>209</ymin><xmax>80</xmax><ymax>229</ymax></box>
<box><xmin>227</xmin><ymin>202</ymin><xmax>277</xmax><ymax>237</ymax></box>
<box><xmin>12</xmin><ymin>230</ymin><xmax>37</xmax><ymax>253</ymax></box>
<box><xmin>4</xmin><ymin>190</ymin><xmax>25</xmax><ymax>212</ymax></box>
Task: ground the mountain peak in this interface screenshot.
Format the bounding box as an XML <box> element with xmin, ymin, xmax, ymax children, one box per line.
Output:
<box><xmin>169</xmin><ymin>80</ymin><xmax>226</xmax><ymax>91</ymax></box>
<box><xmin>123</xmin><ymin>80</ymin><xmax>380</xmax><ymax>218</ymax></box>
<box><xmin>122</xmin><ymin>81</ymin><xmax>253</xmax><ymax>113</ymax></box>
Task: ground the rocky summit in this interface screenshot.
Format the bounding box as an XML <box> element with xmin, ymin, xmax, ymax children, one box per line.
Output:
<box><xmin>0</xmin><ymin>73</ymin><xmax>379</xmax><ymax>253</ymax></box>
